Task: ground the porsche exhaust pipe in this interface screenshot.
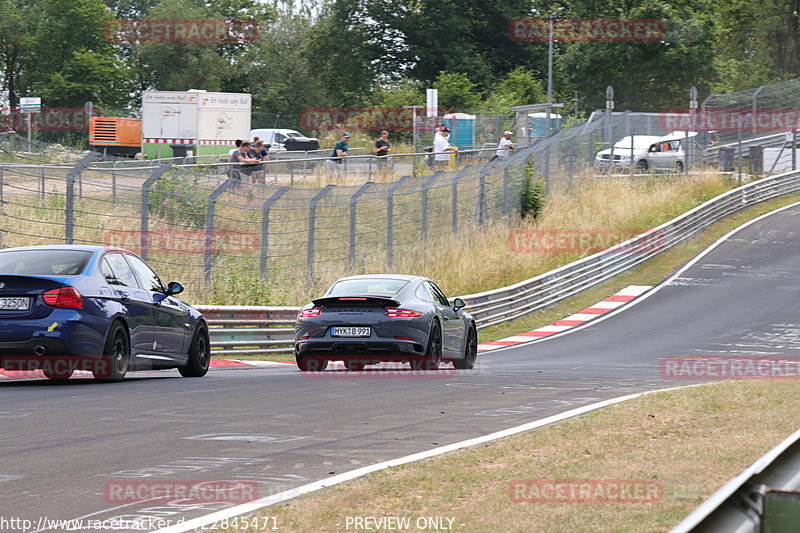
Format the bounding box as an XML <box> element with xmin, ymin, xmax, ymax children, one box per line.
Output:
<box><xmin>333</xmin><ymin>344</ymin><xmax>345</xmax><ymax>353</ymax></box>
<box><xmin>34</xmin><ymin>345</ymin><xmax>47</xmax><ymax>356</ymax></box>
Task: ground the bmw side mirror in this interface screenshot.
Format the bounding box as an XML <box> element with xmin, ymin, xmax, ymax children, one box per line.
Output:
<box><xmin>452</xmin><ymin>297</ymin><xmax>465</xmax><ymax>312</ymax></box>
<box><xmin>166</xmin><ymin>281</ymin><xmax>184</xmax><ymax>295</ymax></box>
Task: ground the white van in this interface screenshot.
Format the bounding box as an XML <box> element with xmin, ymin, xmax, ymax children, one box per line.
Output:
<box><xmin>249</xmin><ymin>128</ymin><xmax>319</xmax><ymax>151</ymax></box>
<box><xmin>595</xmin><ymin>131</ymin><xmax>698</xmax><ymax>172</ymax></box>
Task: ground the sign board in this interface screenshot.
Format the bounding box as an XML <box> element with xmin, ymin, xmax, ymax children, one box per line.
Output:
<box><xmin>142</xmin><ymin>91</ymin><xmax>250</xmax><ymax>142</ymax></box>
<box><xmin>426</xmin><ymin>89</ymin><xmax>438</xmax><ymax>118</ymax></box>
<box><xmin>20</xmin><ymin>97</ymin><xmax>41</xmax><ymax>113</ymax></box>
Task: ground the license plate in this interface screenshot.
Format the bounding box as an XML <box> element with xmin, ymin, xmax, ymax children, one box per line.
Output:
<box><xmin>0</xmin><ymin>297</ymin><xmax>30</xmax><ymax>311</ymax></box>
<box><xmin>331</xmin><ymin>327</ymin><xmax>371</xmax><ymax>337</ymax></box>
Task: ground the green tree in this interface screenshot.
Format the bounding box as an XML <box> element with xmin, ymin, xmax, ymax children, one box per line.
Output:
<box><xmin>556</xmin><ymin>0</ymin><xmax>719</xmax><ymax>111</ymax></box>
<box><xmin>481</xmin><ymin>66</ymin><xmax>547</xmax><ymax>112</ymax></box>
<box><xmin>433</xmin><ymin>71</ymin><xmax>483</xmax><ymax>112</ymax></box>
<box><xmin>0</xmin><ymin>0</ymin><xmax>36</xmax><ymax>108</ymax></box>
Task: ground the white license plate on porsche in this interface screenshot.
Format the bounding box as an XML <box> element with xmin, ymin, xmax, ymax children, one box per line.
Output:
<box><xmin>0</xmin><ymin>297</ymin><xmax>30</xmax><ymax>311</ymax></box>
<box><xmin>331</xmin><ymin>327</ymin><xmax>371</xmax><ymax>337</ymax></box>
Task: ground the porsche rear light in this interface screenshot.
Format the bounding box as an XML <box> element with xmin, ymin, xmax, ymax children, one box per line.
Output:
<box><xmin>42</xmin><ymin>286</ymin><xmax>83</xmax><ymax>308</ymax></box>
<box><xmin>385</xmin><ymin>308</ymin><xmax>422</xmax><ymax>318</ymax></box>
<box><xmin>299</xmin><ymin>308</ymin><xmax>322</xmax><ymax>318</ymax></box>
<box><xmin>339</xmin><ymin>297</ymin><xmax>366</xmax><ymax>300</ymax></box>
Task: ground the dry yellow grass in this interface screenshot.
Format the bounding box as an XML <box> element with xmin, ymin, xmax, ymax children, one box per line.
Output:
<box><xmin>217</xmin><ymin>380</ymin><xmax>800</xmax><ymax>533</ymax></box>
<box><xmin>289</xmin><ymin>173</ymin><xmax>733</xmax><ymax>305</ymax></box>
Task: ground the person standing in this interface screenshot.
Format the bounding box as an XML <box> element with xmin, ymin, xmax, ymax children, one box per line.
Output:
<box><xmin>326</xmin><ymin>132</ymin><xmax>350</xmax><ymax>180</ymax></box>
<box><xmin>251</xmin><ymin>140</ymin><xmax>269</xmax><ymax>184</ymax></box>
<box><xmin>228</xmin><ymin>140</ymin><xmax>259</xmax><ymax>183</ymax></box>
<box><xmin>374</xmin><ymin>130</ymin><xmax>390</xmax><ymax>172</ymax></box>
<box><xmin>433</xmin><ymin>127</ymin><xmax>454</xmax><ymax>169</ymax></box>
<box><xmin>491</xmin><ymin>131</ymin><xmax>515</xmax><ymax>161</ymax></box>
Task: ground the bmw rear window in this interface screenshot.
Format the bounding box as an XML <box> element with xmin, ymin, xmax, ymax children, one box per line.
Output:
<box><xmin>328</xmin><ymin>278</ymin><xmax>409</xmax><ymax>296</ymax></box>
<box><xmin>0</xmin><ymin>250</ymin><xmax>92</xmax><ymax>275</ymax></box>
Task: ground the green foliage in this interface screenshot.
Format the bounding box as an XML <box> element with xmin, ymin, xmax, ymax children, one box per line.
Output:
<box><xmin>480</xmin><ymin>67</ymin><xmax>547</xmax><ymax>113</ymax></box>
<box><xmin>208</xmin><ymin>258</ymin><xmax>287</xmax><ymax>305</ymax></box>
<box><xmin>433</xmin><ymin>71</ymin><xmax>483</xmax><ymax>112</ymax></box>
<box><xmin>149</xmin><ymin>171</ymin><xmax>208</xmax><ymax>229</ymax></box>
<box><xmin>520</xmin><ymin>160</ymin><xmax>547</xmax><ymax>219</ymax></box>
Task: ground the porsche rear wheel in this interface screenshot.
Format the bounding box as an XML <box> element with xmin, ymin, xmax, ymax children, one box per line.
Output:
<box><xmin>296</xmin><ymin>356</ymin><xmax>328</xmax><ymax>372</ymax></box>
<box><xmin>413</xmin><ymin>321</ymin><xmax>442</xmax><ymax>370</ymax></box>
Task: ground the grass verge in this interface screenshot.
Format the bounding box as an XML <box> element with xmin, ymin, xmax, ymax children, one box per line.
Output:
<box><xmin>219</xmin><ymin>380</ymin><xmax>800</xmax><ymax>533</ymax></box>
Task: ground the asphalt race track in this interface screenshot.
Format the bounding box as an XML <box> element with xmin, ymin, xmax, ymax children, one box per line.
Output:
<box><xmin>4</xmin><ymin>204</ymin><xmax>800</xmax><ymax>531</ymax></box>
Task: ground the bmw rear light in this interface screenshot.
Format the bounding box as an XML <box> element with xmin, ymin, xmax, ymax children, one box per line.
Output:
<box><xmin>42</xmin><ymin>286</ymin><xmax>83</xmax><ymax>308</ymax></box>
<box><xmin>385</xmin><ymin>308</ymin><xmax>422</xmax><ymax>318</ymax></box>
<box><xmin>299</xmin><ymin>308</ymin><xmax>322</xmax><ymax>318</ymax></box>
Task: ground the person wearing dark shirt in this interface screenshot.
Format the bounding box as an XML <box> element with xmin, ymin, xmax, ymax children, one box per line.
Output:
<box><xmin>326</xmin><ymin>132</ymin><xmax>350</xmax><ymax>180</ymax></box>
<box><xmin>251</xmin><ymin>140</ymin><xmax>269</xmax><ymax>184</ymax></box>
<box><xmin>228</xmin><ymin>140</ymin><xmax>258</xmax><ymax>183</ymax></box>
<box><xmin>374</xmin><ymin>130</ymin><xmax>390</xmax><ymax>173</ymax></box>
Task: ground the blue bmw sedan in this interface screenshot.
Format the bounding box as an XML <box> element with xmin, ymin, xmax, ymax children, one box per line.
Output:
<box><xmin>0</xmin><ymin>245</ymin><xmax>209</xmax><ymax>381</ymax></box>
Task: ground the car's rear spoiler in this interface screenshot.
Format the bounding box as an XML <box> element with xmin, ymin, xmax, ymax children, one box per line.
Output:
<box><xmin>312</xmin><ymin>296</ymin><xmax>400</xmax><ymax>308</ymax></box>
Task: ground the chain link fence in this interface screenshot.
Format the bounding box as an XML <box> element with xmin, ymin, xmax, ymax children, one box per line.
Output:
<box><xmin>0</xmin><ymin>133</ymin><xmax>529</xmax><ymax>302</ymax></box>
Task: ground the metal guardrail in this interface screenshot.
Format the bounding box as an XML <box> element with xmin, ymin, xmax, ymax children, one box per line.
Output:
<box><xmin>671</xmin><ymin>426</ymin><xmax>800</xmax><ymax>532</ymax></box>
<box><xmin>197</xmin><ymin>168</ymin><xmax>800</xmax><ymax>356</ymax></box>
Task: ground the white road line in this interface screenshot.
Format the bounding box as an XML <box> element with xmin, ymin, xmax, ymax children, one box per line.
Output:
<box><xmin>152</xmin><ymin>384</ymin><xmax>702</xmax><ymax>533</ymax></box>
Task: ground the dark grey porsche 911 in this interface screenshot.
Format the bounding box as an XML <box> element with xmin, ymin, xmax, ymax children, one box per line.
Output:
<box><xmin>294</xmin><ymin>274</ymin><xmax>477</xmax><ymax>371</ymax></box>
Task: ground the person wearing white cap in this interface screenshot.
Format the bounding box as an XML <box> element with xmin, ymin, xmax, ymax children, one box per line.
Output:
<box><xmin>493</xmin><ymin>130</ymin><xmax>515</xmax><ymax>160</ymax></box>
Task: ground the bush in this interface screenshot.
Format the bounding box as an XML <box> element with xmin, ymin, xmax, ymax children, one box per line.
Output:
<box><xmin>520</xmin><ymin>160</ymin><xmax>547</xmax><ymax>219</ymax></box>
<box><xmin>149</xmin><ymin>170</ymin><xmax>208</xmax><ymax>228</ymax></box>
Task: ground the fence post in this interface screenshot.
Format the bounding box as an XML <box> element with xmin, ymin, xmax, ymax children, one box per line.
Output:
<box><xmin>260</xmin><ymin>186</ymin><xmax>290</xmax><ymax>277</ymax></box>
<box><xmin>66</xmin><ymin>152</ymin><xmax>102</xmax><ymax>244</ymax></box>
<box><xmin>477</xmin><ymin>170</ymin><xmax>487</xmax><ymax>226</ymax></box>
<box><xmin>112</xmin><ymin>163</ymin><xmax>117</xmax><ymax>206</ymax></box>
<box><xmin>502</xmin><ymin>167</ymin><xmax>511</xmax><ymax>216</ymax></box>
<box><xmin>421</xmin><ymin>171</ymin><xmax>443</xmax><ymax>241</ymax></box>
<box><xmin>349</xmin><ymin>181</ymin><xmax>375</xmax><ymax>266</ymax></box>
<box><xmin>39</xmin><ymin>168</ymin><xmax>45</xmax><ymax>199</ymax></box>
<box><xmin>204</xmin><ymin>177</ymin><xmax>238</xmax><ymax>283</ymax></box>
<box><xmin>307</xmin><ymin>184</ymin><xmax>336</xmax><ymax>280</ymax></box>
<box><xmin>0</xmin><ymin>168</ymin><xmax>3</xmax><ymax>213</ymax></box>
<box><xmin>139</xmin><ymin>165</ymin><xmax>171</xmax><ymax>259</ymax></box>
<box><xmin>386</xmin><ymin>176</ymin><xmax>410</xmax><ymax>268</ymax></box>
<box><xmin>451</xmin><ymin>165</ymin><xmax>474</xmax><ymax>233</ymax></box>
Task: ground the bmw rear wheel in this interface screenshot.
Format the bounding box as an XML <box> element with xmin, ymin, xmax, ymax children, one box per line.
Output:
<box><xmin>454</xmin><ymin>325</ymin><xmax>478</xmax><ymax>370</ymax></box>
<box><xmin>93</xmin><ymin>322</ymin><xmax>129</xmax><ymax>381</ymax></box>
<box><xmin>43</xmin><ymin>367</ymin><xmax>73</xmax><ymax>381</ymax></box>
